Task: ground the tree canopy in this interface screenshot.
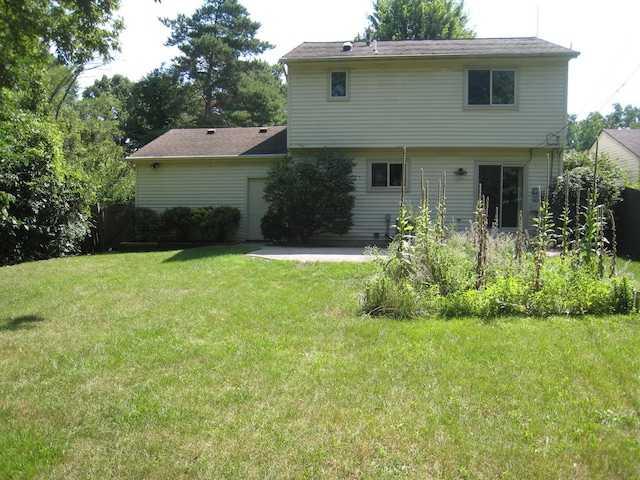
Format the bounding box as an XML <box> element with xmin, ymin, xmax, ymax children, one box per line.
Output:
<box><xmin>0</xmin><ymin>0</ymin><xmax>123</xmax><ymax>94</ymax></box>
<box><xmin>161</xmin><ymin>0</ymin><xmax>284</xmax><ymax>126</ymax></box>
<box><xmin>1</xmin><ymin>1</ymin><xmax>125</xmax><ymax>265</ymax></box>
<box><xmin>367</xmin><ymin>0</ymin><xmax>475</xmax><ymax>40</ymax></box>
<box><xmin>566</xmin><ymin>103</ymin><xmax>640</xmax><ymax>151</ymax></box>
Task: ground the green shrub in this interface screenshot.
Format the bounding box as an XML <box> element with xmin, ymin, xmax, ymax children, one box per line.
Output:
<box><xmin>260</xmin><ymin>207</ymin><xmax>289</xmax><ymax>244</ymax></box>
<box><xmin>159</xmin><ymin>206</ymin><xmax>192</xmax><ymax>242</ymax></box>
<box><xmin>609</xmin><ymin>276</ymin><xmax>636</xmax><ymax>314</ymax></box>
<box><xmin>442</xmin><ymin>289</ymin><xmax>485</xmax><ymax>318</ymax></box>
<box><xmin>0</xmin><ymin>111</ymin><xmax>90</xmax><ymax>265</ymax></box>
<box><xmin>191</xmin><ymin>206</ymin><xmax>216</xmax><ymax>241</ymax></box>
<box><xmin>481</xmin><ymin>275</ymin><xmax>530</xmax><ymax>317</ymax></box>
<box><xmin>132</xmin><ymin>207</ymin><xmax>160</xmax><ymax>242</ymax></box>
<box><xmin>262</xmin><ymin>150</ymin><xmax>355</xmax><ymax>244</ymax></box>
<box><xmin>212</xmin><ymin>206</ymin><xmax>240</xmax><ymax>242</ymax></box>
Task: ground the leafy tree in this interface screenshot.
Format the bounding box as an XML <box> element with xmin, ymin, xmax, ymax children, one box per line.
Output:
<box><xmin>549</xmin><ymin>150</ymin><xmax>624</xmax><ymax>230</ymax></box>
<box><xmin>262</xmin><ymin>151</ymin><xmax>356</xmax><ymax>244</ymax></box>
<box><xmin>606</xmin><ymin>103</ymin><xmax>640</xmax><ymax>129</ymax></box>
<box><xmin>0</xmin><ymin>110</ymin><xmax>90</xmax><ymax>266</ymax></box>
<box><xmin>0</xmin><ymin>0</ymin><xmax>123</xmax><ymax>98</ymax></box>
<box><xmin>221</xmin><ymin>60</ymin><xmax>287</xmax><ymax>127</ymax></box>
<box><xmin>60</xmin><ymin>86</ymin><xmax>135</xmax><ymax>206</ymax></box>
<box><xmin>161</xmin><ymin>0</ymin><xmax>285</xmax><ymax>126</ymax></box>
<box><xmin>124</xmin><ymin>68</ymin><xmax>201</xmax><ymax>149</ymax></box>
<box><xmin>82</xmin><ymin>74</ymin><xmax>133</xmax><ymax>107</ymax></box>
<box><xmin>366</xmin><ymin>0</ymin><xmax>475</xmax><ymax>41</ymax></box>
<box><xmin>566</xmin><ymin>103</ymin><xmax>640</xmax><ymax>152</ymax></box>
<box><xmin>566</xmin><ymin>112</ymin><xmax>605</xmax><ymax>152</ymax></box>
<box><xmin>0</xmin><ymin>0</ymin><xmax>126</xmax><ymax>264</ymax></box>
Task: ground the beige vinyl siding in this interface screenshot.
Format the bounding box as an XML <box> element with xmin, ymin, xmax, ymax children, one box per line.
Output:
<box><xmin>591</xmin><ymin>133</ymin><xmax>639</xmax><ymax>184</ymax></box>
<box><xmin>287</xmin><ymin>58</ymin><xmax>569</xmax><ymax>150</ymax></box>
<box><xmin>297</xmin><ymin>147</ymin><xmax>557</xmax><ymax>244</ymax></box>
<box><xmin>134</xmin><ymin>157</ymin><xmax>275</xmax><ymax>241</ymax></box>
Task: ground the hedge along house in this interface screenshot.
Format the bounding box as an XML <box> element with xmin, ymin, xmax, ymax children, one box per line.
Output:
<box><xmin>127</xmin><ymin>126</ymin><xmax>287</xmax><ymax>241</ymax></box>
<box><xmin>130</xmin><ymin>37</ymin><xmax>578</xmax><ymax>244</ymax></box>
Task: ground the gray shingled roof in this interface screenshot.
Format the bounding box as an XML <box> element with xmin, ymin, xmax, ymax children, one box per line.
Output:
<box><xmin>281</xmin><ymin>37</ymin><xmax>578</xmax><ymax>62</ymax></box>
<box><xmin>128</xmin><ymin>126</ymin><xmax>287</xmax><ymax>159</ymax></box>
<box><xmin>602</xmin><ymin>129</ymin><xmax>640</xmax><ymax>159</ymax></box>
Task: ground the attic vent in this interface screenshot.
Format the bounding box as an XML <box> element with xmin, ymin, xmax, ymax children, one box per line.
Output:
<box><xmin>207</xmin><ymin>128</ymin><xmax>216</xmax><ymax>135</ymax></box>
<box><xmin>342</xmin><ymin>41</ymin><xmax>352</xmax><ymax>52</ymax></box>
<box><xmin>259</xmin><ymin>127</ymin><xmax>268</xmax><ymax>133</ymax></box>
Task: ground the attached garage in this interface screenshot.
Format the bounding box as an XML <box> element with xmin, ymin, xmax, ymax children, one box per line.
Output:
<box><xmin>127</xmin><ymin>126</ymin><xmax>287</xmax><ymax>242</ymax></box>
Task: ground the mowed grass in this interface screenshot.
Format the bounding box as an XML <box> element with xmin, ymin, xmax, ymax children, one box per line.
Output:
<box><xmin>1</xmin><ymin>246</ymin><xmax>639</xmax><ymax>479</ymax></box>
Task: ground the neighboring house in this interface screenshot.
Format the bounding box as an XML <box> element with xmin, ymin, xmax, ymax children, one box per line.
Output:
<box><xmin>129</xmin><ymin>37</ymin><xmax>578</xmax><ymax>244</ymax></box>
<box><xmin>590</xmin><ymin>129</ymin><xmax>640</xmax><ymax>185</ymax></box>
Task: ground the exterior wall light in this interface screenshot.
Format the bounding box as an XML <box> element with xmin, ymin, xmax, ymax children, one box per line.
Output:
<box><xmin>150</xmin><ymin>163</ymin><xmax>160</xmax><ymax>169</ymax></box>
<box><xmin>454</xmin><ymin>167</ymin><xmax>467</xmax><ymax>176</ymax></box>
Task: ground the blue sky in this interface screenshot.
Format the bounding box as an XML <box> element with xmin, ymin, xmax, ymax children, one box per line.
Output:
<box><xmin>82</xmin><ymin>0</ymin><xmax>639</xmax><ymax>119</ymax></box>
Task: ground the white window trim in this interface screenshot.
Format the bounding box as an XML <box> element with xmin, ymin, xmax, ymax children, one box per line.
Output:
<box><xmin>328</xmin><ymin>70</ymin><xmax>350</xmax><ymax>101</ymax></box>
<box><xmin>367</xmin><ymin>159</ymin><xmax>410</xmax><ymax>191</ymax></box>
<box><xmin>464</xmin><ymin>67</ymin><xmax>519</xmax><ymax>109</ymax></box>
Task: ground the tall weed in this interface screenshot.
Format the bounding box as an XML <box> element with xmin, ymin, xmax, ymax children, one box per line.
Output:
<box><xmin>361</xmin><ymin>169</ymin><xmax>638</xmax><ymax>319</ymax></box>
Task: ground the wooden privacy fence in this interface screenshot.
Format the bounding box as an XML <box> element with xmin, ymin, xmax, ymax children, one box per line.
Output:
<box><xmin>88</xmin><ymin>204</ymin><xmax>135</xmax><ymax>252</ymax></box>
<box><xmin>615</xmin><ymin>188</ymin><xmax>640</xmax><ymax>260</ymax></box>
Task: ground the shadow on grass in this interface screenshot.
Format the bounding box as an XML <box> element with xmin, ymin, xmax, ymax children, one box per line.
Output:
<box><xmin>0</xmin><ymin>315</ymin><xmax>45</xmax><ymax>332</ymax></box>
<box><xmin>162</xmin><ymin>244</ymin><xmax>257</xmax><ymax>263</ymax></box>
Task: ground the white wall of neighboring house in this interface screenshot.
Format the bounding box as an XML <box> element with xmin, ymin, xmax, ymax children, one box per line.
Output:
<box><xmin>591</xmin><ymin>132</ymin><xmax>640</xmax><ymax>185</ymax></box>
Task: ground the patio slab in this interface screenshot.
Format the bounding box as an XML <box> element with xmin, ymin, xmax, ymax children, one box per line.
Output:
<box><xmin>245</xmin><ymin>244</ymin><xmax>382</xmax><ymax>262</ymax></box>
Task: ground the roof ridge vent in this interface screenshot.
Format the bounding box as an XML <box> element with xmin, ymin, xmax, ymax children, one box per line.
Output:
<box><xmin>342</xmin><ymin>41</ymin><xmax>353</xmax><ymax>52</ymax></box>
<box><xmin>259</xmin><ymin>127</ymin><xmax>268</xmax><ymax>133</ymax></box>
<box><xmin>207</xmin><ymin>128</ymin><xmax>216</xmax><ymax>135</ymax></box>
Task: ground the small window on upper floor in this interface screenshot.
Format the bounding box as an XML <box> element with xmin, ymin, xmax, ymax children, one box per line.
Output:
<box><xmin>466</xmin><ymin>68</ymin><xmax>516</xmax><ymax>107</ymax></box>
<box><xmin>370</xmin><ymin>161</ymin><xmax>405</xmax><ymax>189</ymax></box>
<box><xmin>330</xmin><ymin>71</ymin><xmax>348</xmax><ymax>99</ymax></box>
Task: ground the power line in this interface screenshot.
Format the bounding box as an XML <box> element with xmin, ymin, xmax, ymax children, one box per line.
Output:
<box><xmin>594</xmin><ymin>61</ymin><xmax>640</xmax><ymax>113</ymax></box>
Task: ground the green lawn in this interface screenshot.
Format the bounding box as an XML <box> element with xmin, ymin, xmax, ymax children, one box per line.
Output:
<box><xmin>1</xmin><ymin>246</ymin><xmax>639</xmax><ymax>479</ymax></box>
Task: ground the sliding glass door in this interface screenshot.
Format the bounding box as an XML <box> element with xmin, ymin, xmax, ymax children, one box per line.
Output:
<box><xmin>478</xmin><ymin>165</ymin><xmax>524</xmax><ymax>229</ymax></box>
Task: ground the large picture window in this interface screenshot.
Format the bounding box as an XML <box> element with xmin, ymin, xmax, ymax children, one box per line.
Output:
<box><xmin>467</xmin><ymin>69</ymin><xmax>516</xmax><ymax>106</ymax></box>
<box><xmin>370</xmin><ymin>161</ymin><xmax>405</xmax><ymax>188</ymax></box>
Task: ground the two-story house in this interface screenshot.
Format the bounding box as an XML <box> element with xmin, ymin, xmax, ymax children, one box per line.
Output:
<box><xmin>129</xmin><ymin>37</ymin><xmax>578</xmax><ymax>244</ymax></box>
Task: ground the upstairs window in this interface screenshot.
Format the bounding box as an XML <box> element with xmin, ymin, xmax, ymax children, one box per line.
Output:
<box><xmin>467</xmin><ymin>69</ymin><xmax>516</xmax><ymax>106</ymax></box>
<box><xmin>370</xmin><ymin>161</ymin><xmax>405</xmax><ymax>188</ymax></box>
<box><xmin>330</xmin><ymin>71</ymin><xmax>348</xmax><ymax>99</ymax></box>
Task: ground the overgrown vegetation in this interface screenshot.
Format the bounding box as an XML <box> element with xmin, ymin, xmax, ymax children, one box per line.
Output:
<box><xmin>261</xmin><ymin>150</ymin><xmax>356</xmax><ymax>244</ymax></box>
<box><xmin>0</xmin><ymin>110</ymin><xmax>89</xmax><ymax>267</ymax></box>
<box><xmin>549</xmin><ymin>150</ymin><xmax>624</xmax><ymax>225</ymax></box>
<box><xmin>362</xmin><ymin>161</ymin><xmax>637</xmax><ymax>319</ymax></box>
